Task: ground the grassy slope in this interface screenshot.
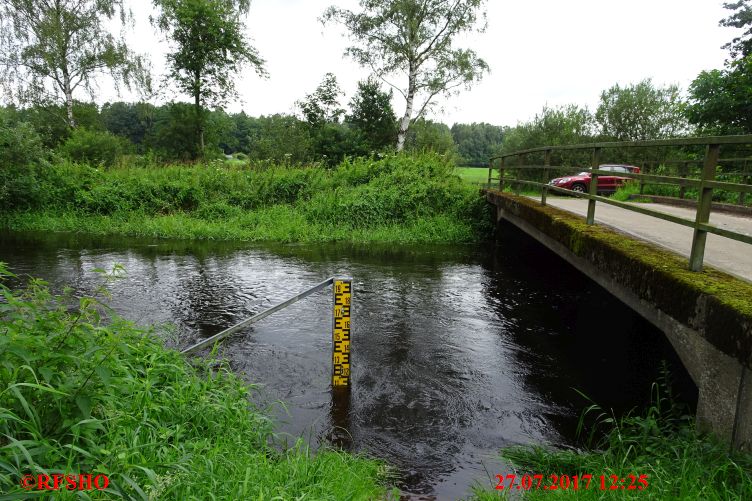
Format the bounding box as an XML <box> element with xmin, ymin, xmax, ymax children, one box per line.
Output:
<box><xmin>0</xmin><ymin>265</ymin><xmax>391</xmax><ymax>499</ymax></box>
<box><xmin>470</xmin><ymin>378</ymin><xmax>752</xmax><ymax>500</ymax></box>
<box><xmin>1</xmin><ymin>154</ymin><xmax>493</xmax><ymax>244</ymax></box>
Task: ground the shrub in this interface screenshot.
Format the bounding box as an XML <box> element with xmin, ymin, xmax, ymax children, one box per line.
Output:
<box><xmin>59</xmin><ymin>128</ymin><xmax>131</xmax><ymax>168</ymax></box>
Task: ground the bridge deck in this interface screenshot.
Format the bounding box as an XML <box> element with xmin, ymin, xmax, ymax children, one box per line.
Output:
<box><xmin>535</xmin><ymin>197</ymin><xmax>752</xmax><ymax>283</ymax></box>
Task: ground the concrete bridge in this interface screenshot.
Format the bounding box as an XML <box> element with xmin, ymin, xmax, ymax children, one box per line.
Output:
<box><xmin>484</xmin><ymin>136</ymin><xmax>752</xmax><ymax>450</ymax></box>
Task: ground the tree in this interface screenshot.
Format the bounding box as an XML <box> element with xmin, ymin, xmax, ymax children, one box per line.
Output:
<box><xmin>297</xmin><ymin>73</ymin><xmax>345</xmax><ymax>126</ymax></box>
<box><xmin>687</xmin><ymin>57</ymin><xmax>752</xmax><ymax>134</ymax></box>
<box><xmin>686</xmin><ymin>1</ymin><xmax>752</xmax><ymax>134</ymax></box>
<box><xmin>450</xmin><ymin>122</ymin><xmax>503</xmax><ymax>165</ymax></box>
<box><xmin>595</xmin><ymin>79</ymin><xmax>687</xmax><ymax>141</ymax></box>
<box><xmin>101</xmin><ymin>102</ymin><xmax>156</xmax><ymax>148</ymax></box>
<box><xmin>720</xmin><ymin>0</ymin><xmax>752</xmax><ymax>60</ymax></box>
<box><xmin>152</xmin><ymin>0</ymin><xmax>265</xmax><ymax>155</ymax></box>
<box><xmin>323</xmin><ymin>0</ymin><xmax>489</xmax><ymax>151</ymax></box>
<box><xmin>404</xmin><ymin>118</ymin><xmax>456</xmax><ymax>156</ymax></box>
<box><xmin>0</xmin><ymin>0</ymin><xmax>148</xmax><ymax>128</ymax></box>
<box><xmin>502</xmin><ymin>104</ymin><xmax>595</xmax><ymax>154</ymax></box>
<box><xmin>345</xmin><ymin>78</ymin><xmax>397</xmax><ymax>152</ymax></box>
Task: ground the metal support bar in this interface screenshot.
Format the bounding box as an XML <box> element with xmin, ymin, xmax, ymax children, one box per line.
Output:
<box><xmin>182</xmin><ymin>277</ymin><xmax>335</xmax><ymax>355</ymax></box>
<box><xmin>499</xmin><ymin>157</ymin><xmax>505</xmax><ymax>191</ymax></box>
<box><xmin>679</xmin><ymin>161</ymin><xmax>688</xmax><ymax>199</ymax></box>
<box><xmin>586</xmin><ymin>148</ymin><xmax>600</xmax><ymax>224</ymax></box>
<box><xmin>487</xmin><ymin>160</ymin><xmax>493</xmax><ymax>187</ymax></box>
<box><xmin>689</xmin><ymin>144</ymin><xmax>721</xmax><ymax>272</ymax></box>
<box><xmin>740</xmin><ymin>172</ymin><xmax>749</xmax><ymax>206</ymax></box>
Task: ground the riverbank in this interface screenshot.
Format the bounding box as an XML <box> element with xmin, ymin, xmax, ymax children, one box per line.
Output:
<box><xmin>471</xmin><ymin>381</ymin><xmax>752</xmax><ymax>500</ymax></box>
<box><xmin>0</xmin><ymin>154</ymin><xmax>492</xmax><ymax>243</ymax></box>
<box><xmin>0</xmin><ymin>264</ymin><xmax>391</xmax><ymax>499</ymax></box>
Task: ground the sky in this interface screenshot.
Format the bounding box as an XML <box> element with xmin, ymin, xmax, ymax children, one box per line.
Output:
<box><xmin>101</xmin><ymin>0</ymin><xmax>740</xmax><ymax>127</ymax></box>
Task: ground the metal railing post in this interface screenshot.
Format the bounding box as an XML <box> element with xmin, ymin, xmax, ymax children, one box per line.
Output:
<box><xmin>740</xmin><ymin>161</ymin><xmax>749</xmax><ymax>205</ymax></box>
<box><xmin>689</xmin><ymin>144</ymin><xmax>721</xmax><ymax>271</ymax></box>
<box><xmin>586</xmin><ymin>148</ymin><xmax>600</xmax><ymax>224</ymax></box>
<box><xmin>499</xmin><ymin>157</ymin><xmax>505</xmax><ymax>191</ymax></box>
<box><xmin>541</xmin><ymin>149</ymin><xmax>551</xmax><ymax>206</ymax></box>
<box><xmin>679</xmin><ymin>161</ymin><xmax>688</xmax><ymax>199</ymax></box>
<box><xmin>487</xmin><ymin>159</ymin><xmax>493</xmax><ymax>187</ymax></box>
<box><xmin>515</xmin><ymin>154</ymin><xmax>524</xmax><ymax>194</ymax></box>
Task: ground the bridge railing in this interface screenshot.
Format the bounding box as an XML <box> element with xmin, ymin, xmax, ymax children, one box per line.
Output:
<box><xmin>487</xmin><ymin>135</ymin><xmax>752</xmax><ymax>272</ymax></box>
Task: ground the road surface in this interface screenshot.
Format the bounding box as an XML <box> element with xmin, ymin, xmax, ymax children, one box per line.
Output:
<box><xmin>537</xmin><ymin>197</ymin><xmax>752</xmax><ymax>282</ymax></box>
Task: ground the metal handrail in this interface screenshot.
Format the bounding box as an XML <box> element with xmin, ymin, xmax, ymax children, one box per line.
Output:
<box><xmin>487</xmin><ymin>136</ymin><xmax>752</xmax><ymax>272</ymax></box>
<box><xmin>182</xmin><ymin>277</ymin><xmax>335</xmax><ymax>355</ymax></box>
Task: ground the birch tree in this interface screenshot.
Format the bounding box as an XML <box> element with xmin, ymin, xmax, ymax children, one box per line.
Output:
<box><xmin>152</xmin><ymin>0</ymin><xmax>265</xmax><ymax>154</ymax></box>
<box><xmin>323</xmin><ymin>0</ymin><xmax>488</xmax><ymax>151</ymax></box>
<box><xmin>0</xmin><ymin>0</ymin><xmax>148</xmax><ymax>128</ymax></box>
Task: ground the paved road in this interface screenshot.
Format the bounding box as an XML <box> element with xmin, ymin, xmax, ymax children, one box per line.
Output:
<box><xmin>536</xmin><ymin>197</ymin><xmax>752</xmax><ymax>282</ymax></box>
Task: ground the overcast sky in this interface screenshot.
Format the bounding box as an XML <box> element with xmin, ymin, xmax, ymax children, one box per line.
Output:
<box><xmin>105</xmin><ymin>0</ymin><xmax>738</xmax><ymax>127</ymax></box>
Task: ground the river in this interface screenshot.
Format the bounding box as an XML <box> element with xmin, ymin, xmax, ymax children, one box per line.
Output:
<box><xmin>0</xmin><ymin>224</ymin><xmax>696</xmax><ymax>499</ymax></box>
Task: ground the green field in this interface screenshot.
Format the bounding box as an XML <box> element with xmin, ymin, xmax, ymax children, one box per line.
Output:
<box><xmin>455</xmin><ymin>166</ymin><xmax>491</xmax><ymax>185</ymax></box>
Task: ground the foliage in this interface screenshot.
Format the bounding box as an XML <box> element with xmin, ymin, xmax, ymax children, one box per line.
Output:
<box><xmin>0</xmin><ymin>153</ymin><xmax>493</xmax><ymax>243</ymax></box>
<box><xmin>323</xmin><ymin>0</ymin><xmax>489</xmax><ymax>150</ymax></box>
<box><xmin>245</xmin><ymin>114</ymin><xmax>313</xmax><ymax>164</ymax></box>
<box><xmin>0</xmin><ymin>110</ymin><xmax>48</xmax><ymax>169</ymax></box>
<box><xmin>0</xmin><ymin>263</ymin><xmax>390</xmax><ymax>499</ymax></box>
<box><xmin>0</xmin><ymin>111</ymin><xmax>50</xmax><ymax>211</ymax></box>
<box><xmin>720</xmin><ymin>0</ymin><xmax>752</xmax><ymax>60</ymax></box>
<box><xmin>0</xmin><ymin>0</ymin><xmax>148</xmax><ymax>128</ymax></box>
<box><xmin>451</xmin><ymin>122</ymin><xmax>504</xmax><ymax>165</ymax></box>
<box><xmin>686</xmin><ymin>56</ymin><xmax>752</xmax><ymax>135</ymax></box>
<box><xmin>152</xmin><ymin>0</ymin><xmax>265</xmax><ymax>154</ymax></box>
<box><xmin>101</xmin><ymin>102</ymin><xmax>157</xmax><ymax>148</ymax></box>
<box><xmin>595</xmin><ymin>79</ymin><xmax>688</xmax><ymax>141</ymax></box>
<box><xmin>298</xmin><ymin>73</ymin><xmax>346</xmax><ymax>127</ymax></box>
<box><xmin>404</xmin><ymin>118</ymin><xmax>457</xmax><ymax>157</ymax></box>
<box><xmin>59</xmin><ymin>128</ymin><xmax>131</xmax><ymax>167</ymax></box>
<box><xmin>502</xmin><ymin>105</ymin><xmax>594</xmax><ymax>153</ymax></box>
<box><xmin>346</xmin><ymin>78</ymin><xmax>398</xmax><ymax>153</ymax></box>
<box><xmin>686</xmin><ymin>1</ymin><xmax>752</xmax><ymax>135</ymax></box>
<box><xmin>471</xmin><ymin>368</ymin><xmax>752</xmax><ymax>500</ymax></box>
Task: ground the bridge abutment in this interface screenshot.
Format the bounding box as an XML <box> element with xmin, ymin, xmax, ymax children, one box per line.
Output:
<box><xmin>487</xmin><ymin>190</ymin><xmax>752</xmax><ymax>450</ymax></box>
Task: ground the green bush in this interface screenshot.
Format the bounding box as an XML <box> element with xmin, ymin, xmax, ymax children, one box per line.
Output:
<box><xmin>59</xmin><ymin>128</ymin><xmax>131</xmax><ymax>168</ymax></box>
<box><xmin>0</xmin><ymin>113</ymin><xmax>52</xmax><ymax>211</ymax></box>
<box><xmin>0</xmin><ymin>153</ymin><xmax>494</xmax><ymax>243</ymax></box>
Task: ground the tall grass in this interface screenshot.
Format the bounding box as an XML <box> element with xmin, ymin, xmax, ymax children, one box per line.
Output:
<box><xmin>470</xmin><ymin>366</ymin><xmax>752</xmax><ymax>500</ymax></box>
<box><xmin>0</xmin><ymin>154</ymin><xmax>493</xmax><ymax>244</ymax></box>
<box><xmin>0</xmin><ymin>264</ymin><xmax>392</xmax><ymax>499</ymax></box>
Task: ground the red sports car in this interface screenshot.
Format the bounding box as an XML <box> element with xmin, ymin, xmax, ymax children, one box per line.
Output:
<box><xmin>548</xmin><ymin>164</ymin><xmax>641</xmax><ymax>195</ymax></box>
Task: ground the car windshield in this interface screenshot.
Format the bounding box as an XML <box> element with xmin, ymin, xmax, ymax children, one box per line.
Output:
<box><xmin>577</xmin><ymin>172</ymin><xmax>589</xmax><ymax>176</ymax></box>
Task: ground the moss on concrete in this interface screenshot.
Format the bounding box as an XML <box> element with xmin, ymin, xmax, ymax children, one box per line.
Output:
<box><xmin>486</xmin><ymin>190</ymin><xmax>752</xmax><ymax>368</ymax></box>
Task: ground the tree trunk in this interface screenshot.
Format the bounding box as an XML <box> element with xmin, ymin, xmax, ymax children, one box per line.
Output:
<box><xmin>194</xmin><ymin>75</ymin><xmax>204</xmax><ymax>155</ymax></box>
<box><xmin>63</xmin><ymin>77</ymin><xmax>75</xmax><ymax>128</ymax></box>
<box><xmin>396</xmin><ymin>68</ymin><xmax>417</xmax><ymax>152</ymax></box>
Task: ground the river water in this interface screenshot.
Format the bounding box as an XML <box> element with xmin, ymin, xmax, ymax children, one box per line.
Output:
<box><xmin>0</xmin><ymin>224</ymin><xmax>696</xmax><ymax>499</ymax></box>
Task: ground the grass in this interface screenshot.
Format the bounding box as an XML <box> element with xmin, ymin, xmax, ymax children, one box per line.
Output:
<box><xmin>1</xmin><ymin>154</ymin><xmax>493</xmax><ymax>244</ymax></box>
<box><xmin>469</xmin><ymin>368</ymin><xmax>752</xmax><ymax>500</ymax></box>
<box><xmin>455</xmin><ymin>166</ymin><xmax>491</xmax><ymax>185</ymax></box>
<box><xmin>0</xmin><ymin>264</ymin><xmax>393</xmax><ymax>499</ymax></box>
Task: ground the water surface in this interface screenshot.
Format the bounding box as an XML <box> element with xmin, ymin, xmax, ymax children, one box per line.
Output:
<box><xmin>0</xmin><ymin>227</ymin><xmax>696</xmax><ymax>498</ymax></box>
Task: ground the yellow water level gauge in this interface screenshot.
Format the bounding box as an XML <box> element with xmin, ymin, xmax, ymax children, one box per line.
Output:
<box><xmin>332</xmin><ymin>278</ymin><xmax>352</xmax><ymax>387</ymax></box>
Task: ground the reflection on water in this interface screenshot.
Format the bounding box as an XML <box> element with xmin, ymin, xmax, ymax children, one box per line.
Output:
<box><xmin>0</xmin><ymin>228</ymin><xmax>696</xmax><ymax>498</ymax></box>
